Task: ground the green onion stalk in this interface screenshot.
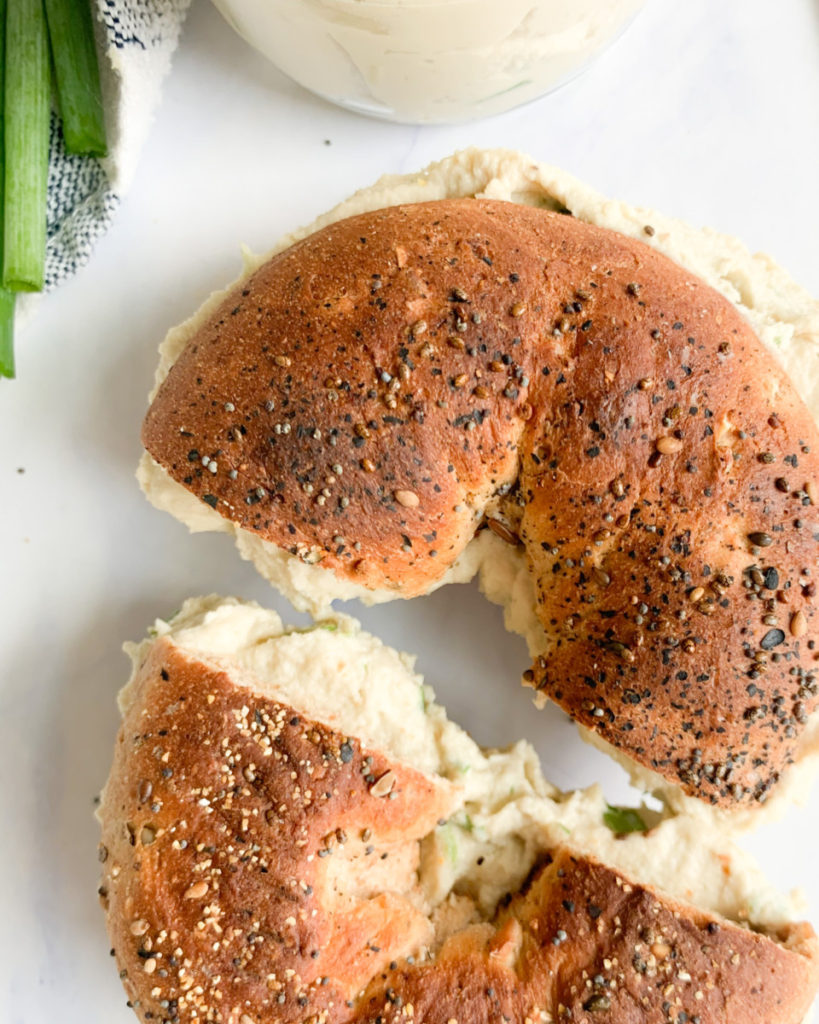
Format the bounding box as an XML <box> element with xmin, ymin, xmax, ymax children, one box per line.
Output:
<box><xmin>45</xmin><ymin>0</ymin><xmax>107</xmax><ymax>156</ymax></box>
<box><xmin>3</xmin><ymin>0</ymin><xmax>51</xmax><ymax>295</ymax></box>
<box><xmin>0</xmin><ymin>0</ymin><xmax>16</xmax><ymax>377</ymax></box>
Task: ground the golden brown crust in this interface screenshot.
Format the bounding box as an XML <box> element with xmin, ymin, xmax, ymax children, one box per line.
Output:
<box><xmin>356</xmin><ymin>847</ymin><xmax>819</xmax><ymax>1024</ymax></box>
<box><xmin>100</xmin><ymin>640</ymin><xmax>819</xmax><ymax>1024</ymax></box>
<box><xmin>99</xmin><ymin>639</ymin><xmax>456</xmax><ymax>1024</ymax></box>
<box><xmin>142</xmin><ymin>198</ymin><xmax>819</xmax><ymax>809</ymax></box>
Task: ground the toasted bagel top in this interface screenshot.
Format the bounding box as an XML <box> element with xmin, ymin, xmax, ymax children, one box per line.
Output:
<box><xmin>143</xmin><ymin>198</ymin><xmax>819</xmax><ymax>809</ymax></box>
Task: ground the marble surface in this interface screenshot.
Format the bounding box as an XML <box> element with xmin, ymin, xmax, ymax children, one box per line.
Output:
<box><xmin>2</xmin><ymin>0</ymin><xmax>819</xmax><ymax>1020</ymax></box>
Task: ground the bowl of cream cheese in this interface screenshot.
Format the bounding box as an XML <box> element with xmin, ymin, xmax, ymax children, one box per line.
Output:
<box><xmin>211</xmin><ymin>0</ymin><xmax>647</xmax><ymax>123</ymax></box>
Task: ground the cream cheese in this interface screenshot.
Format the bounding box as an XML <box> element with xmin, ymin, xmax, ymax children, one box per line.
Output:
<box><xmin>123</xmin><ymin>596</ymin><xmax>802</xmax><ymax>932</ymax></box>
<box><xmin>211</xmin><ymin>0</ymin><xmax>644</xmax><ymax>123</ymax></box>
<box><xmin>122</xmin><ymin>595</ymin><xmax>441</xmax><ymax>774</ymax></box>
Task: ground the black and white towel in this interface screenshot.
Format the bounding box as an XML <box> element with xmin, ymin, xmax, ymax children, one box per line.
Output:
<box><xmin>42</xmin><ymin>0</ymin><xmax>191</xmax><ymax>293</ymax></box>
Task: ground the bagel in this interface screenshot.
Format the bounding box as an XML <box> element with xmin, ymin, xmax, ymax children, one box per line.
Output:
<box><xmin>98</xmin><ymin>597</ymin><xmax>819</xmax><ymax>1024</ymax></box>
<box><xmin>138</xmin><ymin>150</ymin><xmax>819</xmax><ymax>817</ymax></box>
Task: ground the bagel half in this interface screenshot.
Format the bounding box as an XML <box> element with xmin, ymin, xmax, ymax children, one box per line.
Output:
<box><xmin>138</xmin><ymin>150</ymin><xmax>819</xmax><ymax>816</ymax></box>
<box><xmin>98</xmin><ymin>597</ymin><xmax>819</xmax><ymax>1024</ymax></box>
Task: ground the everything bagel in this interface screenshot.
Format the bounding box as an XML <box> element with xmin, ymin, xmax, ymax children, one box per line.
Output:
<box><xmin>98</xmin><ymin>598</ymin><xmax>819</xmax><ymax>1024</ymax></box>
<box><xmin>138</xmin><ymin>152</ymin><xmax>819</xmax><ymax>813</ymax></box>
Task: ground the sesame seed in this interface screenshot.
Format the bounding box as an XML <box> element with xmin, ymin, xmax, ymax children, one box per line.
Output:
<box><xmin>184</xmin><ymin>881</ymin><xmax>209</xmax><ymax>900</ymax></box>
<box><xmin>791</xmin><ymin>610</ymin><xmax>808</xmax><ymax>637</ymax></box>
<box><xmin>361</xmin><ymin>458</ymin><xmax>376</xmax><ymax>473</ymax></box>
<box><xmin>510</xmin><ymin>302</ymin><xmax>527</xmax><ymax>318</ymax></box>
<box><xmin>656</xmin><ymin>436</ymin><xmax>683</xmax><ymax>454</ymax></box>
<box><xmin>395</xmin><ymin>490</ymin><xmax>420</xmax><ymax>508</ymax></box>
<box><xmin>369</xmin><ymin>771</ymin><xmax>396</xmax><ymax>797</ymax></box>
<box><xmin>274</xmin><ymin>355</ymin><xmax>291</xmax><ymax>368</ymax></box>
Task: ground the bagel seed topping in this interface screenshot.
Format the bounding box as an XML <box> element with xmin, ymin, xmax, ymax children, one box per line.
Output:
<box><xmin>656</xmin><ymin>436</ymin><xmax>683</xmax><ymax>454</ymax></box>
<box><xmin>369</xmin><ymin>771</ymin><xmax>396</xmax><ymax>798</ymax></box>
<box><xmin>395</xmin><ymin>490</ymin><xmax>420</xmax><ymax>508</ymax></box>
<box><xmin>791</xmin><ymin>610</ymin><xmax>808</xmax><ymax>637</ymax></box>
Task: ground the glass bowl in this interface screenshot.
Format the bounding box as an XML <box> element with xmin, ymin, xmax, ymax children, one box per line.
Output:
<box><xmin>212</xmin><ymin>0</ymin><xmax>646</xmax><ymax>124</ymax></box>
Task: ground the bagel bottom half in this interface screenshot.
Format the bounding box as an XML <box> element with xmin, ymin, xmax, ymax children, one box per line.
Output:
<box><xmin>98</xmin><ymin>597</ymin><xmax>818</xmax><ymax>1024</ymax></box>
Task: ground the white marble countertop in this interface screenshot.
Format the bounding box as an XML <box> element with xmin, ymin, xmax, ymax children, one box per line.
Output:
<box><xmin>3</xmin><ymin>0</ymin><xmax>819</xmax><ymax>1020</ymax></box>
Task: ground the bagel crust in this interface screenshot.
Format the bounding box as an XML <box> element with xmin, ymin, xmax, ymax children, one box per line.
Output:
<box><xmin>142</xmin><ymin>198</ymin><xmax>819</xmax><ymax>810</ymax></box>
<box><xmin>99</xmin><ymin>638</ymin><xmax>819</xmax><ymax>1024</ymax></box>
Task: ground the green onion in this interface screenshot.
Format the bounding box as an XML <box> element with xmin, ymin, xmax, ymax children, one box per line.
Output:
<box><xmin>45</xmin><ymin>0</ymin><xmax>107</xmax><ymax>156</ymax></box>
<box><xmin>0</xmin><ymin>290</ymin><xmax>14</xmax><ymax>378</ymax></box>
<box><xmin>3</xmin><ymin>0</ymin><xmax>50</xmax><ymax>292</ymax></box>
<box><xmin>0</xmin><ymin>0</ymin><xmax>17</xmax><ymax>376</ymax></box>
<box><xmin>602</xmin><ymin>804</ymin><xmax>648</xmax><ymax>836</ymax></box>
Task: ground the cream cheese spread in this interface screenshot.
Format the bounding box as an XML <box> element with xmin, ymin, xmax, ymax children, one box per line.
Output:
<box><xmin>123</xmin><ymin>595</ymin><xmax>803</xmax><ymax>932</ymax></box>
